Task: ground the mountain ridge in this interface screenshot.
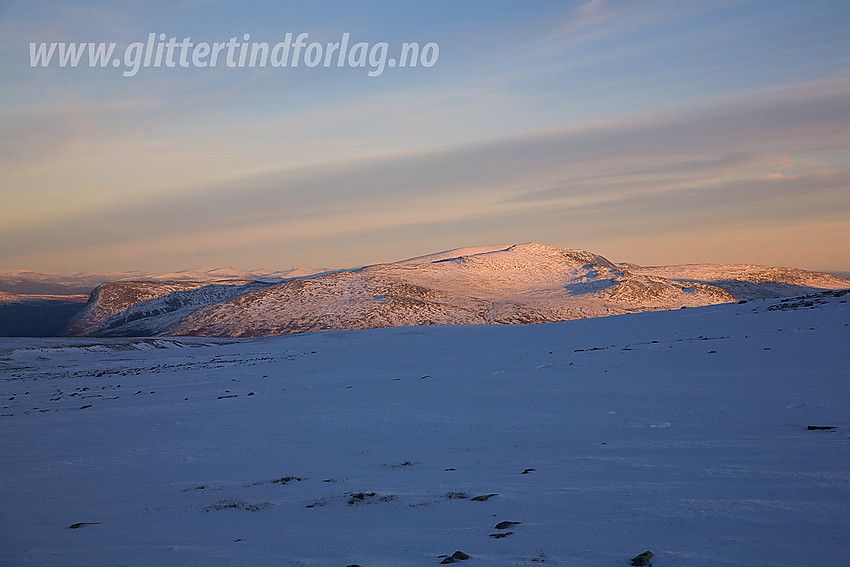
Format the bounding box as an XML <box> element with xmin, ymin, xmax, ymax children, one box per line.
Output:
<box><xmin>168</xmin><ymin>243</ymin><xmax>734</xmax><ymax>337</ymax></box>
<box><xmin>5</xmin><ymin>243</ymin><xmax>847</xmax><ymax>338</ymax></box>
<box><xmin>61</xmin><ymin>242</ymin><xmax>848</xmax><ymax>337</ymax></box>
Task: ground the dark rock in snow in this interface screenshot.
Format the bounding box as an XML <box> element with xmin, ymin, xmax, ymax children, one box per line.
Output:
<box><xmin>68</xmin><ymin>522</ymin><xmax>100</xmax><ymax>529</ymax></box>
<box><xmin>470</xmin><ymin>493</ymin><xmax>497</xmax><ymax>501</ymax></box>
<box><xmin>630</xmin><ymin>550</ymin><xmax>653</xmax><ymax>566</ymax></box>
<box><xmin>494</xmin><ymin>521</ymin><xmax>521</xmax><ymax>529</ymax></box>
<box><xmin>441</xmin><ymin>550</ymin><xmax>471</xmax><ymax>563</ymax></box>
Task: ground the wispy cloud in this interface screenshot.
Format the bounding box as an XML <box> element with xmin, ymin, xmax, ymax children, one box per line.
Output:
<box><xmin>3</xmin><ymin>77</ymin><xmax>847</xmax><ymax>270</ymax></box>
<box><xmin>2</xmin><ymin>1</ymin><xmax>848</xmax><ymax>271</ymax></box>
<box><xmin>545</xmin><ymin>0</ymin><xmax>669</xmax><ymax>49</ymax></box>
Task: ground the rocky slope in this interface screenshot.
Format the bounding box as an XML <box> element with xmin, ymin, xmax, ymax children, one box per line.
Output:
<box><xmin>171</xmin><ymin>243</ymin><xmax>736</xmax><ymax>337</ymax></box>
<box><xmin>58</xmin><ymin>243</ymin><xmax>850</xmax><ymax>338</ymax></box>
<box><xmin>65</xmin><ymin>280</ymin><xmax>270</xmax><ymax>337</ymax></box>
<box><xmin>623</xmin><ymin>263</ymin><xmax>850</xmax><ymax>300</ymax></box>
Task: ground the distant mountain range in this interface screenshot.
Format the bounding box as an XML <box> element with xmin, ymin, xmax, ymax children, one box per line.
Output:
<box><xmin>39</xmin><ymin>243</ymin><xmax>847</xmax><ymax>338</ymax></box>
<box><xmin>0</xmin><ymin>267</ymin><xmax>324</xmax><ymax>296</ymax></box>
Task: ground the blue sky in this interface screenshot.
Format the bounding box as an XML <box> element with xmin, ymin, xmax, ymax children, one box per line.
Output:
<box><xmin>1</xmin><ymin>0</ymin><xmax>848</xmax><ymax>272</ymax></box>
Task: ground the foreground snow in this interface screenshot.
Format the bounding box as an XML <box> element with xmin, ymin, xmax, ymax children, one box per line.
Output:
<box><xmin>1</xmin><ymin>291</ymin><xmax>848</xmax><ymax>566</ymax></box>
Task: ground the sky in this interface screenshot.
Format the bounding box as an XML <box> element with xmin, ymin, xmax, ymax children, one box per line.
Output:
<box><xmin>1</xmin><ymin>0</ymin><xmax>848</xmax><ymax>273</ymax></box>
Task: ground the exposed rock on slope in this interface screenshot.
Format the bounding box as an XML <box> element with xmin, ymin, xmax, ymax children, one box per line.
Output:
<box><xmin>171</xmin><ymin>244</ymin><xmax>737</xmax><ymax>337</ymax></box>
<box><xmin>65</xmin><ymin>280</ymin><xmax>270</xmax><ymax>336</ymax></box>
<box><xmin>60</xmin><ymin>243</ymin><xmax>850</xmax><ymax>338</ymax></box>
<box><xmin>0</xmin><ymin>291</ymin><xmax>18</xmax><ymax>303</ymax></box>
<box><xmin>624</xmin><ymin>263</ymin><xmax>850</xmax><ymax>300</ymax></box>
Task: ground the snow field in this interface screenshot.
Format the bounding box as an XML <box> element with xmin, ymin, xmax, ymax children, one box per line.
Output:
<box><xmin>1</xmin><ymin>293</ymin><xmax>848</xmax><ymax>566</ymax></box>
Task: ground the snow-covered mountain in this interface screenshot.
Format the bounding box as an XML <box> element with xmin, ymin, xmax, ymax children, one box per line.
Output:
<box><xmin>623</xmin><ymin>262</ymin><xmax>850</xmax><ymax>300</ymax></box>
<box><xmin>142</xmin><ymin>267</ymin><xmax>325</xmax><ymax>282</ymax></box>
<box><xmin>58</xmin><ymin>242</ymin><xmax>850</xmax><ymax>338</ymax></box>
<box><xmin>64</xmin><ymin>280</ymin><xmax>272</xmax><ymax>337</ymax></box>
<box><xmin>0</xmin><ymin>291</ymin><xmax>18</xmax><ymax>303</ymax></box>
<box><xmin>171</xmin><ymin>243</ymin><xmax>737</xmax><ymax>337</ymax></box>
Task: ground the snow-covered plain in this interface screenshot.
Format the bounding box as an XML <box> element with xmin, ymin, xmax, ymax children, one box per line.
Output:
<box><xmin>1</xmin><ymin>291</ymin><xmax>848</xmax><ymax>566</ymax></box>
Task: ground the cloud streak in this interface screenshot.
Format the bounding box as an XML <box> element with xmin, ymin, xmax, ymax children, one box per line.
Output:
<box><xmin>2</xmin><ymin>77</ymin><xmax>847</xmax><ymax>270</ymax></box>
<box><xmin>2</xmin><ymin>2</ymin><xmax>848</xmax><ymax>271</ymax></box>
